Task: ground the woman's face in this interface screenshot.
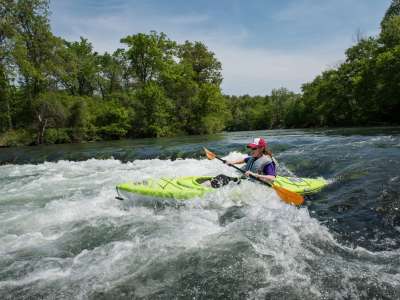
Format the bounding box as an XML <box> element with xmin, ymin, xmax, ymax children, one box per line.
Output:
<box><xmin>249</xmin><ymin>147</ymin><xmax>262</xmax><ymax>157</ymax></box>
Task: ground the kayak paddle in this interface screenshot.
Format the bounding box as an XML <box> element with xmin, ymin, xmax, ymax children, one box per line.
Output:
<box><xmin>203</xmin><ymin>147</ymin><xmax>304</xmax><ymax>206</ymax></box>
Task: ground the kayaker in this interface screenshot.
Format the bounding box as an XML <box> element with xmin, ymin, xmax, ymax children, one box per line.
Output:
<box><xmin>225</xmin><ymin>137</ymin><xmax>276</xmax><ymax>184</ymax></box>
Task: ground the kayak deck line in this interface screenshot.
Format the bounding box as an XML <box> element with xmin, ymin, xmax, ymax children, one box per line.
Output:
<box><xmin>158</xmin><ymin>178</ymin><xmax>185</xmax><ymax>190</ymax></box>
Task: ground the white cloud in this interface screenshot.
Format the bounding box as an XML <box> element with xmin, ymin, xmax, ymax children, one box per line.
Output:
<box><xmin>214</xmin><ymin>43</ymin><xmax>346</xmax><ymax>95</ymax></box>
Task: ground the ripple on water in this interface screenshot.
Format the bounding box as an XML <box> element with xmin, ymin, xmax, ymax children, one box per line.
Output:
<box><xmin>0</xmin><ymin>128</ymin><xmax>400</xmax><ymax>298</ymax></box>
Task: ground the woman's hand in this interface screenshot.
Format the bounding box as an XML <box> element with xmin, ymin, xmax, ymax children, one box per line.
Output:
<box><xmin>245</xmin><ymin>171</ymin><xmax>257</xmax><ymax>178</ymax></box>
<box><xmin>225</xmin><ymin>160</ymin><xmax>233</xmax><ymax>166</ymax></box>
<box><xmin>245</xmin><ymin>172</ymin><xmax>275</xmax><ymax>183</ymax></box>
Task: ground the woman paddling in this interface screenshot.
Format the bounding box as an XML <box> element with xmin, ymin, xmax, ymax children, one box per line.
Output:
<box><xmin>210</xmin><ymin>137</ymin><xmax>276</xmax><ymax>188</ymax></box>
<box><xmin>226</xmin><ymin>137</ymin><xmax>276</xmax><ymax>184</ymax></box>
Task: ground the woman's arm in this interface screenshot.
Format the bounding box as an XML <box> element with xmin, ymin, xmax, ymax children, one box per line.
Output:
<box><xmin>244</xmin><ymin>161</ymin><xmax>276</xmax><ymax>183</ymax></box>
<box><xmin>244</xmin><ymin>171</ymin><xmax>275</xmax><ymax>183</ymax></box>
<box><xmin>225</xmin><ymin>158</ymin><xmax>246</xmax><ymax>165</ymax></box>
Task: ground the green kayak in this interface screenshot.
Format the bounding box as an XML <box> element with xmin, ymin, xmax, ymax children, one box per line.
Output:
<box><xmin>116</xmin><ymin>175</ymin><xmax>328</xmax><ymax>204</ymax></box>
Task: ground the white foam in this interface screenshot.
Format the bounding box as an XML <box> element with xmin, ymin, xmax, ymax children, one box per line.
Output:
<box><xmin>1</xmin><ymin>157</ymin><xmax>399</xmax><ymax>298</ymax></box>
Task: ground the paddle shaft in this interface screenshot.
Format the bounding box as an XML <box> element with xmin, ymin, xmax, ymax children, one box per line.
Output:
<box><xmin>214</xmin><ymin>156</ymin><xmax>273</xmax><ymax>187</ymax></box>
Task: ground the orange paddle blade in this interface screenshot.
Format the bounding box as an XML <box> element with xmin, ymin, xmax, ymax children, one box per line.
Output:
<box><xmin>203</xmin><ymin>147</ymin><xmax>216</xmax><ymax>160</ymax></box>
<box><xmin>273</xmin><ymin>185</ymin><xmax>304</xmax><ymax>206</ymax></box>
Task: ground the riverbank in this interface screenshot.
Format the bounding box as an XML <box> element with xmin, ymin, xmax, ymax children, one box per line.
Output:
<box><xmin>1</xmin><ymin>125</ymin><xmax>398</xmax><ymax>149</ymax></box>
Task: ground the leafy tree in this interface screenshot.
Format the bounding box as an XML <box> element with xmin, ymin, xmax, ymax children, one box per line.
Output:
<box><xmin>225</xmin><ymin>95</ymin><xmax>272</xmax><ymax>131</ymax></box>
<box><xmin>97</xmin><ymin>50</ymin><xmax>125</xmax><ymax>99</ymax></box>
<box><xmin>6</xmin><ymin>0</ymin><xmax>66</xmax><ymax>134</ymax></box>
<box><xmin>121</xmin><ymin>31</ymin><xmax>176</xmax><ymax>86</ymax></box>
<box><xmin>178</xmin><ymin>41</ymin><xmax>222</xmax><ymax>85</ymax></box>
<box><xmin>270</xmin><ymin>88</ymin><xmax>298</xmax><ymax>128</ymax></box>
<box><xmin>12</xmin><ymin>0</ymin><xmax>60</xmax><ymax>100</ymax></box>
<box><xmin>93</xmin><ymin>100</ymin><xmax>131</xmax><ymax>139</ymax></box>
<box><xmin>301</xmin><ymin>5</ymin><xmax>400</xmax><ymax>128</ymax></box>
<box><xmin>161</xmin><ymin>63</ymin><xmax>200</xmax><ymax>134</ymax></box>
<box><xmin>284</xmin><ymin>96</ymin><xmax>305</xmax><ymax>127</ymax></box>
<box><xmin>160</xmin><ymin>40</ymin><xmax>225</xmax><ymax>135</ymax></box>
<box><xmin>67</xmin><ymin>97</ymin><xmax>90</xmax><ymax>141</ymax></box>
<box><xmin>380</xmin><ymin>16</ymin><xmax>400</xmax><ymax>48</ymax></box>
<box><xmin>195</xmin><ymin>83</ymin><xmax>229</xmax><ymax>134</ymax></box>
<box><xmin>345</xmin><ymin>37</ymin><xmax>379</xmax><ymax>62</ymax></box>
<box><xmin>381</xmin><ymin>0</ymin><xmax>400</xmax><ymax>26</ymax></box>
<box><xmin>0</xmin><ymin>0</ymin><xmax>17</xmax><ymax>132</ymax></box>
<box><xmin>32</xmin><ymin>92</ymin><xmax>68</xmax><ymax>144</ymax></box>
<box><xmin>132</xmin><ymin>82</ymin><xmax>174</xmax><ymax>137</ymax></box>
<box><xmin>373</xmin><ymin>46</ymin><xmax>400</xmax><ymax>123</ymax></box>
<box><xmin>57</xmin><ymin>37</ymin><xmax>98</xmax><ymax>96</ymax></box>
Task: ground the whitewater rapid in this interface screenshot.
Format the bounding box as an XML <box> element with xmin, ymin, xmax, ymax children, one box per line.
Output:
<box><xmin>1</xmin><ymin>153</ymin><xmax>399</xmax><ymax>299</ymax></box>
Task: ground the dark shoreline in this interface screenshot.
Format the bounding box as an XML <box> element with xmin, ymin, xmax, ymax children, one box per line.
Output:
<box><xmin>1</xmin><ymin>126</ymin><xmax>400</xmax><ymax>166</ymax></box>
<box><xmin>1</xmin><ymin>124</ymin><xmax>398</xmax><ymax>149</ymax></box>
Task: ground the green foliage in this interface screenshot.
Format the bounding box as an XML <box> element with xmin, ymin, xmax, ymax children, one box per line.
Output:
<box><xmin>373</xmin><ymin>45</ymin><xmax>400</xmax><ymax>123</ymax></box>
<box><xmin>225</xmin><ymin>95</ymin><xmax>271</xmax><ymax>131</ymax></box>
<box><xmin>132</xmin><ymin>82</ymin><xmax>175</xmax><ymax>137</ymax></box>
<box><xmin>97</xmin><ymin>124</ymin><xmax>128</xmax><ymax>140</ymax></box>
<box><xmin>284</xmin><ymin>96</ymin><xmax>305</xmax><ymax>127</ymax></box>
<box><xmin>161</xmin><ymin>63</ymin><xmax>200</xmax><ymax>135</ymax></box>
<box><xmin>269</xmin><ymin>88</ymin><xmax>300</xmax><ymax>128</ymax></box>
<box><xmin>0</xmin><ymin>85</ymin><xmax>14</xmax><ymax>132</ymax></box>
<box><xmin>44</xmin><ymin>128</ymin><xmax>71</xmax><ymax>144</ymax></box>
<box><xmin>299</xmin><ymin>4</ymin><xmax>400</xmax><ymax>128</ymax></box>
<box><xmin>121</xmin><ymin>31</ymin><xmax>176</xmax><ymax>86</ymax></box>
<box><xmin>0</xmin><ymin>129</ymin><xmax>35</xmax><ymax>147</ymax></box>
<box><xmin>68</xmin><ymin>97</ymin><xmax>90</xmax><ymax>141</ymax></box>
<box><xmin>90</xmin><ymin>100</ymin><xmax>131</xmax><ymax>139</ymax></box>
<box><xmin>178</xmin><ymin>41</ymin><xmax>223</xmax><ymax>85</ymax></box>
<box><xmin>196</xmin><ymin>83</ymin><xmax>229</xmax><ymax>134</ymax></box>
<box><xmin>225</xmin><ymin>92</ymin><xmax>305</xmax><ymax>131</ymax></box>
<box><xmin>33</xmin><ymin>92</ymin><xmax>69</xmax><ymax>122</ymax></box>
<box><xmin>32</xmin><ymin>91</ymin><xmax>69</xmax><ymax>144</ymax></box>
<box><xmin>57</xmin><ymin>38</ymin><xmax>99</xmax><ymax>96</ymax></box>
<box><xmin>380</xmin><ymin>16</ymin><xmax>400</xmax><ymax>48</ymax></box>
<box><xmin>0</xmin><ymin>1</ymin><xmax>17</xmax><ymax>132</ymax></box>
<box><xmin>97</xmin><ymin>50</ymin><xmax>124</xmax><ymax>98</ymax></box>
<box><xmin>12</xmin><ymin>0</ymin><xmax>61</xmax><ymax>101</ymax></box>
<box><xmin>381</xmin><ymin>0</ymin><xmax>400</xmax><ymax>26</ymax></box>
<box><xmin>1</xmin><ymin>1</ymin><xmax>399</xmax><ymax>147</ymax></box>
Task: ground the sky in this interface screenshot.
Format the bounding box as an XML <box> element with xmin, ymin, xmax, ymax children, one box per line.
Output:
<box><xmin>49</xmin><ymin>0</ymin><xmax>391</xmax><ymax>96</ymax></box>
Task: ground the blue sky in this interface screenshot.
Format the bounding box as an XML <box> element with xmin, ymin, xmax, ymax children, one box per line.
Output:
<box><xmin>49</xmin><ymin>0</ymin><xmax>391</xmax><ymax>95</ymax></box>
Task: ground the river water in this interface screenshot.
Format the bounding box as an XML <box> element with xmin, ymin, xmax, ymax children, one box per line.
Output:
<box><xmin>0</xmin><ymin>128</ymin><xmax>399</xmax><ymax>299</ymax></box>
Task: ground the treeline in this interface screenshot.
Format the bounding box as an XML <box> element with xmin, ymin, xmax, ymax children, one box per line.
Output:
<box><xmin>1</xmin><ymin>0</ymin><xmax>399</xmax><ymax>147</ymax></box>
<box><xmin>0</xmin><ymin>0</ymin><xmax>230</xmax><ymax>146</ymax></box>
<box><xmin>225</xmin><ymin>0</ymin><xmax>400</xmax><ymax>130</ymax></box>
<box><xmin>298</xmin><ymin>0</ymin><xmax>400</xmax><ymax>127</ymax></box>
<box><xmin>224</xmin><ymin>88</ymin><xmax>303</xmax><ymax>131</ymax></box>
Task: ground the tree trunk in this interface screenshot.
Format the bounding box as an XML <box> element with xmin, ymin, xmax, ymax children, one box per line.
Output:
<box><xmin>36</xmin><ymin>114</ymin><xmax>47</xmax><ymax>144</ymax></box>
<box><xmin>98</xmin><ymin>78</ymin><xmax>106</xmax><ymax>100</ymax></box>
<box><xmin>6</xmin><ymin>100</ymin><xmax>12</xmax><ymax>130</ymax></box>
